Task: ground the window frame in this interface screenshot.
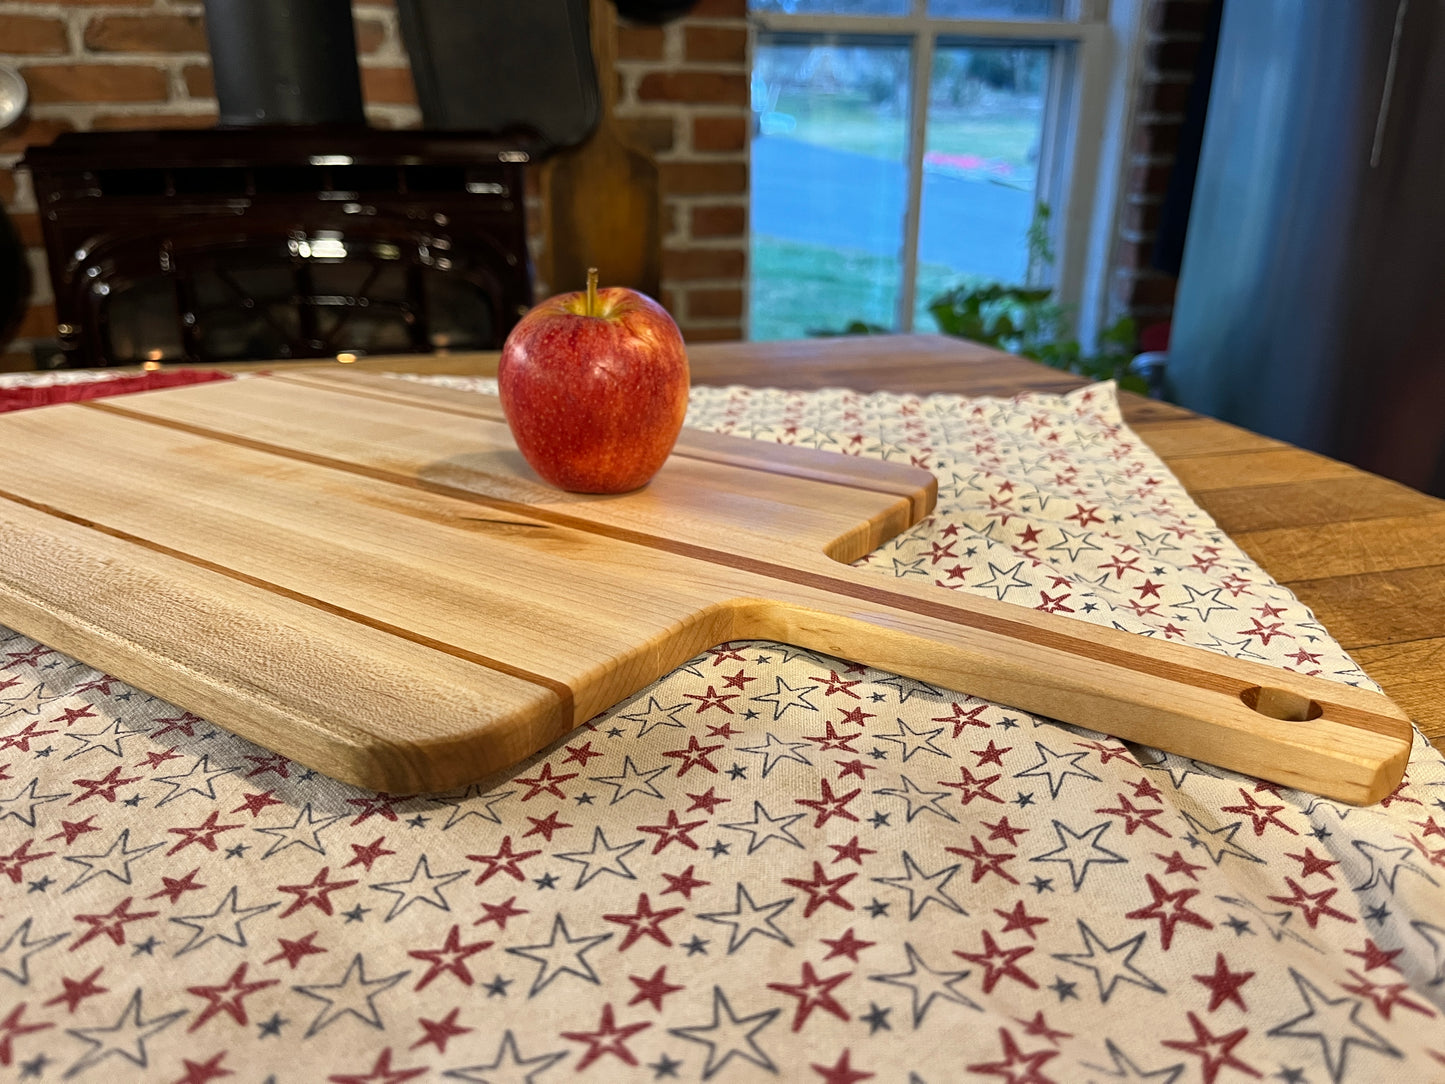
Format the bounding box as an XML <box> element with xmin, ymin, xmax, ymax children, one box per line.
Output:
<box><xmin>746</xmin><ymin>0</ymin><xmax>1142</xmax><ymax>343</ymax></box>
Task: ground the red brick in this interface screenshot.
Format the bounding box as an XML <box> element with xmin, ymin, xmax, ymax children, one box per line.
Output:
<box><xmin>0</xmin><ymin>170</ymin><xmax>16</xmax><ymax>206</ymax></box>
<box><xmin>680</xmin><ymin>323</ymin><xmax>742</xmax><ymax>342</ymax></box>
<box><xmin>182</xmin><ymin>63</ymin><xmax>214</xmax><ymax>99</ymax></box>
<box><xmin>16</xmin><ymin>303</ymin><xmax>57</xmax><ymax>340</ymax></box>
<box><xmin>689</xmin><ymin>0</ymin><xmax>746</xmax><ymax>16</ymax></box>
<box><xmin>1146</xmin><ymin>38</ymin><xmax>1202</xmax><ymax>74</ymax></box>
<box><xmin>23</xmin><ymin>63</ymin><xmax>170</xmax><ymax>103</ymax></box>
<box><xmin>684</xmin><ymin>25</ymin><xmax>746</xmax><ymax>64</ymax></box>
<box><xmin>91</xmin><ymin>110</ymin><xmax>218</xmax><ymax>130</ymax></box>
<box><xmin>0</xmin><ymin>116</ymin><xmax>75</xmax><ymax>155</ymax></box>
<box><xmin>85</xmin><ymin>13</ymin><xmax>208</xmax><ymax>52</ymax></box>
<box><xmin>8</xmin><ymin>0</ymin><xmax>148</xmax><ymax>5</ymax></box>
<box><xmin>1150</xmin><ymin>0</ymin><xmax>1212</xmax><ymax>34</ymax></box>
<box><xmin>1125</xmin><ymin>273</ymin><xmax>1177</xmax><ymax>307</ymax></box>
<box><xmin>1128</xmin><ymin>161</ymin><xmax>1174</xmax><ymax>197</ymax></box>
<box><xmin>0</xmin><ymin>15</ymin><xmax>68</xmax><ymax>55</ymax></box>
<box><xmin>1137</xmin><ymin>78</ymin><xmax>1190</xmax><ymax>115</ymax></box>
<box><xmin>662</xmin><ymin>246</ymin><xmax>745</xmax><ymax>281</ymax></box>
<box><xmin>0</xmin><ymin>352</ymin><xmax>35</xmax><ymax>374</ymax></box>
<box><xmin>691</xmin><ymin>203</ymin><xmax>745</xmax><ymax>238</ymax></box>
<box><xmin>1121</xmin><ymin>200</ymin><xmax>1162</xmax><ymax>235</ymax></box>
<box><xmin>619</xmin><ymin>115</ymin><xmax>675</xmax><ymax>153</ymax></box>
<box><xmin>617</xmin><ymin>23</ymin><xmax>665</xmax><ymax>61</ymax></box>
<box><xmin>361</xmin><ymin>66</ymin><xmax>416</xmax><ymax>105</ymax></box>
<box><xmin>354</xmin><ymin>17</ymin><xmax>387</xmax><ymax>54</ymax></box>
<box><xmin>636</xmin><ymin>71</ymin><xmax>747</xmax><ymax>106</ymax></box>
<box><xmin>1132</xmin><ymin>120</ymin><xmax>1180</xmax><ymax>156</ymax></box>
<box><xmin>692</xmin><ymin>114</ymin><xmax>747</xmax><ymax>152</ymax></box>
<box><xmin>7</xmin><ymin>213</ymin><xmax>44</xmax><ymax>247</ymax></box>
<box><xmin>659</xmin><ymin>161</ymin><xmax>746</xmax><ymax>196</ymax></box>
<box><xmin>686</xmin><ymin>286</ymin><xmax>743</xmax><ymax>318</ymax></box>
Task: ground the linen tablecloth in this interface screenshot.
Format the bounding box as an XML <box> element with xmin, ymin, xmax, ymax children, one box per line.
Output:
<box><xmin>2</xmin><ymin>375</ymin><xmax>1443</xmax><ymax>1082</ymax></box>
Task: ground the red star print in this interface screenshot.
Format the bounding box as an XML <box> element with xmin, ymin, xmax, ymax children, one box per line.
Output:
<box><xmin>1285</xmin><ymin>646</ymin><xmax>1322</xmax><ymax>666</ymax></box>
<box><xmin>834</xmin><ymin>758</ymin><xmax>880</xmax><ymax>781</ymax></box>
<box><xmin>973</xmin><ymin>740</ymin><xmax>1011</xmax><ymax>767</ymax></box>
<box><xmin>276</xmin><ymin>866</ymin><xmax>360</xmax><ymax>918</ymax></box>
<box><xmin>720</xmin><ymin>668</ymin><xmax>755</xmax><ymax>690</ymax></box>
<box><xmin>1192</xmin><ymin>953</ymin><xmax>1254</xmax><ymax>1012</ymax></box>
<box><xmin>49</xmin><ymin>705</ymin><xmax>97</xmax><ymax>727</ymax></box>
<box><xmin>1126</xmin><ymin>875</ymin><xmax>1213</xmax><ymax>950</ymax></box>
<box><xmin>796</xmin><ymin>778</ymin><xmax>862</xmax><ymax>829</ymax></box>
<box><xmin>1095</xmin><ymin>793</ymin><xmax>1171</xmax><ymax>837</ymax></box>
<box><xmin>980</xmin><ymin>816</ymin><xmax>1029</xmax><ymax>845</ymax></box>
<box><xmin>836</xmin><ymin>706</ymin><xmax>876</xmax><ymax>727</ymax></box>
<box><xmin>1220</xmin><ymin>789</ymin><xmax>1298</xmax><ymax>837</ymax></box>
<box><xmin>4</xmin><ymin>645</ymin><xmax>53</xmax><ymax>668</ymax></box>
<box><xmin>768</xmin><ymin>962</ymin><xmax>851</xmax><ymax>1032</ymax></box>
<box><xmin>660</xmin><ymin>864</ymin><xmax>710</xmax><ymax>900</ymax></box>
<box><xmin>0</xmin><ymin>838</ymin><xmax>53</xmax><ymax>883</ymax></box>
<box><xmin>1154</xmin><ymin>851</ymin><xmax>1207</xmax><ymax>881</ymax></box>
<box><xmin>523</xmin><ymin>810</ymin><xmax>574</xmax><ymax>842</ymax></box>
<box><xmin>466</xmin><ymin>836</ymin><xmax>542</xmax><ymax>884</ymax></box>
<box><xmin>0</xmin><ymin>721</ymin><xmax>57</xmax><ymax>752</ymax></box>
<box><xmin>954</xmin><ymin>931</ymin><xmax>1038</xmax><ymax>993</ymax></box>
<box><xmin>1283</xmin><ymin>846</ymin><xmax>1338</xmax><ymax>880</ymax></box>
<box><xmin>1134</xmin><ymin>577</ymin><xmax>1164</xmax><ymax>598</ymax></box>
<box><xmin>148</xmin><ymin>867</ymin><xmax>206</xmax><ymax>905</ymax></box>
<box><xmin>1161</xmin><ymin>1012</ymin><xmax>1258</xmax><ymax>1084</ymax></box>
<box><xmin>706</xmin><ymin>644</ymin><xmax>747</xmax><ymax>666</ymax></box>
<box><xmin>1346</xmin><ymin>938</ymin><xmax>1404</xmax><ymax>972</ymax></box>
<box><xmin>1015</xmin><ymin>1010</ymin><xmax>1072</xmax><ymax>1045</ymax></box>
<box><xmin>604</xmin><ymin>893</ymin><xmax>686</xmax><ymax>950</ymax></box>
<box><xmin>783</xmin><ymin>861</ymin><xmax>857</xmax><ymax>918</ymax></box>
<box><xmin>474</xmin><ymin>896</ymin><xmax>530</xmax><ymax>929</ymax></box>
<box><xmin>1074</xmin><ymin>739</ymin><xmax>1134</xmax><ymax>766</ymax></box>
<box><xmin>820</xmin><ymin>927</ymin><xmax>876</xmax><ymax>963</ymax></box>
<box><xmin>43</xmin><ymin>966</ymin><xmax>108</xmax><ymax>1012</ymax></box>
<box><xmin>994</xmin><ymin>900</ymin><xmax>1049</xmax><ymax>941</ymax></box>
<box><xmin>166</xmin><ymin>810</ymin><xmax>243</xmax><ymax>856</ymax></box>
<box><xmin>327</xmin><ymin>1048</ymin><xmax>427</xmax><ymax>1084</ymax></box>
<box><xmin>410</xmin><ymin>1008</ymin><xmax>473</xmax><ymax>1054</ymax></box>
<box><xmin>265</xmin><ymin>931</ymin><xmax>327</xmax><ymax>969</ymax></box>
<box><xmin>1413</xmin><ymin>815</ymin><xmax>1445</xmax><ymax>840</ymax></box>
<box><xmin>1037</xmin><ymin>589</ymin><xmax>1075</xmax><ymax>614</ymax></box>
<box><xmin>230</xmin><ymin>790</ymin><xmax>284</xmax><ymax>818</ymax></box>
<box><xmin>186</xmin><ymin>962</ymin><xmax>278</xmax><ymax>1031</ymax></box>
<box><xmin>637</xmin><ymin>809</ymin><xmax>708</xmax><ymax>855</ymax></box>
<box><xmin>966</xmin><ymin>1027</ymin><xmax>1058</xmax><ymax>1081</ymax></box>
<box><xmin>409</xmin><ymin>923</ymin><xmax>493</xmax><ymax>990</ymax></box>
<box><xmin>243</xmin><ymin>752</ymin><xmax>291</xmax><ymax>779</ymax></box>
<box><xmin>1130</xmin><ymin>776</ymin><xmax>1164</xmax><ymax>802</ymax></box>
<box><xmin>682</xmin><ymin>685</ymin><xmax>738</xmax><ymax>714</ymax></box>
<box><xmin>1339</xmin><ymin>970</ymin><xmax>1435</xmax><ymax>1020</ymax></box>
<box><xmin>945</xmin><ymin>836</ymin><xmax>1019</xmax><ymax>885</ymax></box>
<box><xmin>1266</xmin><ymin>878</ymin><xmax>1357</xmax><ymax>929</ymax></box>
<box><xmin>685</xmin><ymin>786</ymin><xmax>732</xmax><ymax>815</ymax></box>
<box><xmin>628</xmin><ymin>965</ymin><xmax>685</xmax><ymax>1011</ymax></box>
<box><xmin>345</xmin><ymin>792</ymin><xmax>415</xmax><ymax>826</ymax></box>
<box><xmin>934</xmin><ymin>702</ymin><xmax>991</xmax><ymax>739</ymax></box>
<box><xmin>149</xmin><ymin>712</ymin><xmax>204</xmax><ymax>739</ymax></box>
<box><xmin>0</xmin><ymin>1002</ymin><xmax>51</xmax><ymax>1067</ymax></box>
<box><xmin>560</xmin><ymin>1003</ymin><xmax>652</xmax><ymax>1071</ymax></box>
<box><xmin>70</xmin><ymin>896</ymin><xmax>159</xmax><ymax>951</ymax></box>
<box><xmin>1379</xmin><ymin>778</ymin><xmax>1423</xmax><ymax>809</ymax></box>
<box><xmin>345</xmin><ymin>836</ymin><xmax>397</xmax><ymax>872</ymax></box>
<box><xmin>1066</xmin><ymin>502</ymin><xmax>1103</xmax><ymax>527</ymax></box>
<box><xmin>68</xmin><ymin>766</ymin><xmax>142</xmax><ymax>806</ymax></box>
<box><xmin>812</xmin><ymin>670</ymin><xmax>862</xmax><ymax>698</ymax></box>
<box><xmin>812</xmin><ymin>1050</ymin><xmax>875</xmax><ymax>1084</ymax></box>
<box><xmin>73</xmin><ymin>673</ymin><xmax>120</xmax><ymax>694</ymax></box>
<box><xmin>800</xmin><ymin>720</ymin><xmax>861</xmax><ymax>753</ymax></box>
<box><xmin>662</xmin><ymin>735</ymin><xmax>725</xmax><ymax>777</ymax></box>
<box><xmin>827</xmin><ymin>835</ymin><xmax>877</xmax><ymax>866</ymax></box>
<box><xmin>137</xmin><ymin>746</ymin><xmax>183</xmax><ymax>770</ymax></box>
<box><xmin>515</xmin><ymin>762</ymin><xmax>578</xmax><ymax>801</ymax></box>
<box><xmin>559</xmin><ymin>740</ymin><xmax>605</xmax><ymax>768</ymax></box>
<box><xmin>1237</xmin><ymin>617</ymin><xmax>1292</xmax><ymax>645</ymax></box>
<box><xmin>939</xmin><ymin>765</ymin><xmax>1005</xmax><ymax>806</ymax></box>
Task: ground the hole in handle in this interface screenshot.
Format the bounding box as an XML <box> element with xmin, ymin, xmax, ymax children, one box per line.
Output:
<box><xmin>1240</xmin><ymin>685</ymin><xmax>1323</xmax><ymax>722</ymax></box>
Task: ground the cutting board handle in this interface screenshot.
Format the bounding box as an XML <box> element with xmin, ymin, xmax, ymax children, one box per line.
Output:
<box><xmin>724</xmin><ymin>565</ymin><xmax>1412</xmax><ymax>807</ymax></box>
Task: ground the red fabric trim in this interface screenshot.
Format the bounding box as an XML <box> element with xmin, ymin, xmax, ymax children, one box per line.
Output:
<box><xmin>0</xmin><ymin>369</ymin><xmax>234</xmax><ymax>414</ymax></box>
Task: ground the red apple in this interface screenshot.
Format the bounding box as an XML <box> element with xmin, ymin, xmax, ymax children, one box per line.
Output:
<box><xmin>498</xmin><ymin>268</ymin><xmax>690</xmax><ymax>493</ymax></box>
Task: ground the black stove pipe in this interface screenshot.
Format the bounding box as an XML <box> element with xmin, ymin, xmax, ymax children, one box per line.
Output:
<box><xmin>202</xmin><ymin>0</ymin><xmax>366</xmax><ymax>127</ymax></box>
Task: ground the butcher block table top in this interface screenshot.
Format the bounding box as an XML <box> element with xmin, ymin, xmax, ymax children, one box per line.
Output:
<box><xmin>342</xmin><ymin>333</ymin><xmax>1445</xmax><ymax>754</ymax></box>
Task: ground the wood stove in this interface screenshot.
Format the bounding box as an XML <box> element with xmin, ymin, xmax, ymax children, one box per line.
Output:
<box><xmin>20</xmin><ymin>128</ymin><xmax>538</xmax><ymax>368</ymax></box>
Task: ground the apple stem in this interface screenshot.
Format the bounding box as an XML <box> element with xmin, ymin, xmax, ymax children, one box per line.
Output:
<box><xmin>585</xmin><ymin>267</ymin><xmax>599</xmax><ymax>317</ymax></box>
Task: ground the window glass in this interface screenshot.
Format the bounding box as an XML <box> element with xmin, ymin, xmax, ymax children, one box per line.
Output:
<box><xmin>928</xmin><ymin>0</ymin><xmax>1062</xmax><ymax>17</ymax></box>
<box><xmin>750</xmin><ymin>0</ymin><xmax>911</xmax><ymax>15</ymax></box>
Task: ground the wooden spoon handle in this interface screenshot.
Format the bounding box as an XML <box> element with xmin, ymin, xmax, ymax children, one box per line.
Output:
<box><xmin>724</xmin><ymin>563</ymin><xmax>1412</xmax><ymax>806</ymax></box>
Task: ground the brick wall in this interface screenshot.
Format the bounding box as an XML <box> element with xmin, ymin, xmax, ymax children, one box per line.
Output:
<box><xmin>0</xmin><ymin>0</ymin><xmax>750</xmax><ymax>370</ymax></box>
<box><xmin>1109</xmin><ymin>0</ymin><xmax>1211</xmax><ymax>336</ymax></box>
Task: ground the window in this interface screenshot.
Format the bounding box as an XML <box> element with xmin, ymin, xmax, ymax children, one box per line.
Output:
<box><xmin>747</xmin><ymin>0</ymin><xmax>1124</xmax><ymax>341</ymax></box>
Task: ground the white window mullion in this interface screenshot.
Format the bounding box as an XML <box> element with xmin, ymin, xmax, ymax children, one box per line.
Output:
<box><xmin>896</xmin><ymin>26</ymin><xmax>935</xmax><ymax>332</ymax></box>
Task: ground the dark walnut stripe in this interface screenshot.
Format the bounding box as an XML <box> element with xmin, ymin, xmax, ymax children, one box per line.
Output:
<box><xmin>81</xmin><ymin>399</ymin><xmax>1398</xmax><ymax>738</ymax></box>
<box><xmin>0</xmin><ymin>484</ymin><xmax>577</xmax><ymax>719</ymax></box>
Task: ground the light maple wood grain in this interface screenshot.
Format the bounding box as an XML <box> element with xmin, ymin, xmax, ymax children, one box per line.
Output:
<box><xmin>0</xmin><ymin>372</ymin><xmax>1412</xmax><ymax>802</ymax></box>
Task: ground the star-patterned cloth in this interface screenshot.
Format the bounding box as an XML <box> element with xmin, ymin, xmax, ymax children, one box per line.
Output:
<box><xmin>1</xmin><ymin>376</ymin><xmax>1443</xmax><ymax>1083</ymax></box>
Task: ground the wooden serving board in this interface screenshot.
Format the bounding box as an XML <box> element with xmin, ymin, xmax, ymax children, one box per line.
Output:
<box><xmin>0</xmin><ymin>371</ymin><xmax>1413</xmax><ymax>804</ymax></box>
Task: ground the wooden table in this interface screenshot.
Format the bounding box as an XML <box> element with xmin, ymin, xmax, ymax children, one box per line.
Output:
<box><xmin>317</xmin><ymin>333</ymin><xmax>1443</xmax><ymax>751</ymax></box>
